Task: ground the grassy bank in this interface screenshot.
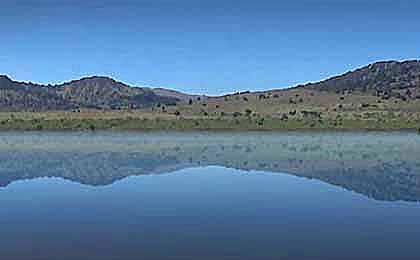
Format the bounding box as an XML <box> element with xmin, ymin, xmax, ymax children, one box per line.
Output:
<box><xmin>1</xmin><ymin>113</ymin><xmax>419</xmax><ymax>131</ymax></box>
<box><xmin>1</xmin><ymin>87</ymin><xmax>420</xmax><ymax>131</ymax></box>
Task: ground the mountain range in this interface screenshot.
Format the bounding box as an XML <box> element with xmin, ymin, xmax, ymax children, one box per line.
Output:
<box><xmin>1</xmin><ymin>60</ymin><xmax>420</xmax><ymax>111</ymax></box>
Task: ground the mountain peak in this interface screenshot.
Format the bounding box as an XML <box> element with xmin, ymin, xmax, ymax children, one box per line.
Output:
<box><xmin>79</xmin><ymin>76</ymin><xmax>116</xmax><ymax>82</ymax></box>
<box><xmin>60</xmin><ymin>76</ymin><xmax>120</xmax><ymax>87</ymax></box>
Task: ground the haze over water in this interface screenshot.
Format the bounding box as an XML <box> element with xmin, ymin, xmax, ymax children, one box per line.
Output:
<box><xmin>1</xmin><ymin>131</ymin><xmax>420</xmax><ymax>259</ymax></box>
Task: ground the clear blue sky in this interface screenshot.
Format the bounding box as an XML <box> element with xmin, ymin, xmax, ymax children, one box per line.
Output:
<box><xmin>1</xmin><ymin>0</ymin><xmax>419</xmax><ymax>95</ymax></box>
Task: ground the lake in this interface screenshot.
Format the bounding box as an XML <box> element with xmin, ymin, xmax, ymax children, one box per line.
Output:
<box><xmin>1</xmin><ymin>131</ymin><xmax>420</xmax><ymax>260</ymax></box>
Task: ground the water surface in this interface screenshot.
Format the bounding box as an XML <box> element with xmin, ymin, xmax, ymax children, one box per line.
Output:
<box><xmin>1</xmin><ymin>131</ymin><xmax>419</xmax><ymax>259</ymax></box>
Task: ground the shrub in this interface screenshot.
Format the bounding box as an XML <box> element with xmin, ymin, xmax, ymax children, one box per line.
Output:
<box><xmin>88</xmin><ymin>124</ymin><xmax>96</xmax><ymax>131</ymax></box>
<box><xmin>245</xmin><ymin>109</ymin><xmax>252</xmax><ymax>116</ymax></box>
<box><xmin>280</xmin><ymin>114</ymin><xmax>289</xmax><ymax>121</ymax></box>
<box><xmin>233</xmin><ymin>112</ymin><xmax>242</xmax><ymax>118</ymax></box>
<box><xmin>257</xmin><ymin>118</ymin><xmax>265</xmax><ymax>126</ymax></box>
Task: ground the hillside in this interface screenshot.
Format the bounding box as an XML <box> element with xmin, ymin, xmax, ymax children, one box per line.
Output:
<box><xmin>54</xmin><ymin>76</ymin><xmax>180</xmax><ymax>109</ymax></box>
<box><xmin>151</xmin><ymin>88</ymin><xmax>206</xmax><ymax>102</ymax></box>
<box><xmin>0</xmin><ymin>75</ymin><xmax>181</xmax><ymax>111</ymax></box>
<box><xmin>303</xmin><ymin>60</ymin><xmax>420</xmax><ymax>98</ymax></box>
<box><xmin>0</xmin><ymin>75</ymin><xmax>75</xmax><ymax>111</ymax></box>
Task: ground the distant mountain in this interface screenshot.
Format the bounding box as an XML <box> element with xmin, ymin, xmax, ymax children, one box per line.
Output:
<box><xmin>0</xmin><ymin>75</ymin><xmax>184</xmax><ymax>111</ymax></box>
<box><xmin>303</xmin><ymin>60</ymin><xmax>420</xmax><ymax>96</ymax></box>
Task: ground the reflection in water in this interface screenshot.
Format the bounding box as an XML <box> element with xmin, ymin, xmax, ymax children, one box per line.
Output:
<box><xmin>0</xmin><ymin>131</ymin><xmax>419</xmax><ymax>202</ymax></box>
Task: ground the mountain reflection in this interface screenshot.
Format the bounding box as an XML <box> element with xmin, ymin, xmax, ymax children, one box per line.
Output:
<box><xmin>0</xmin><ymin>132</ymin><xmax>419</xmax><ymax>202</ymax></box>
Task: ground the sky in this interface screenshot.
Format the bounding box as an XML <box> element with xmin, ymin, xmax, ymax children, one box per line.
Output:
<box><xmin>1</xmin><ymin>0</ymin><xmax>420</xmax><ymax>95</ymax></box>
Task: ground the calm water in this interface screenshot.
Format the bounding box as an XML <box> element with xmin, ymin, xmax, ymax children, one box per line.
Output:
<box><xmin>1</xmin><ymin>131</ymin><xmax>420</xmax><ymax>260</ymax></box>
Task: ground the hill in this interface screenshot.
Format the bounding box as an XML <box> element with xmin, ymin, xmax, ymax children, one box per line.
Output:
<box><xmin>302</xmin><ymin>60</ymin><xmax>420</xmax><ymax>98</ymax></box>
<box><xmin>0</xmin><ymin>75</ymin><xmax>75</xmax><ymax>111</ymax></box>
<box><xmin>0</xmin><ymin>75</ymin><xmax>182</xmax><ymax>111</ymax></box>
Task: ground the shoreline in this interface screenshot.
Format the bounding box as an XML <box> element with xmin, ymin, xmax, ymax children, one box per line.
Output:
<box><xmin>0</xmin><ymin>117</ymin><xmax>419</xmax><ymax>133</ymax></box>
